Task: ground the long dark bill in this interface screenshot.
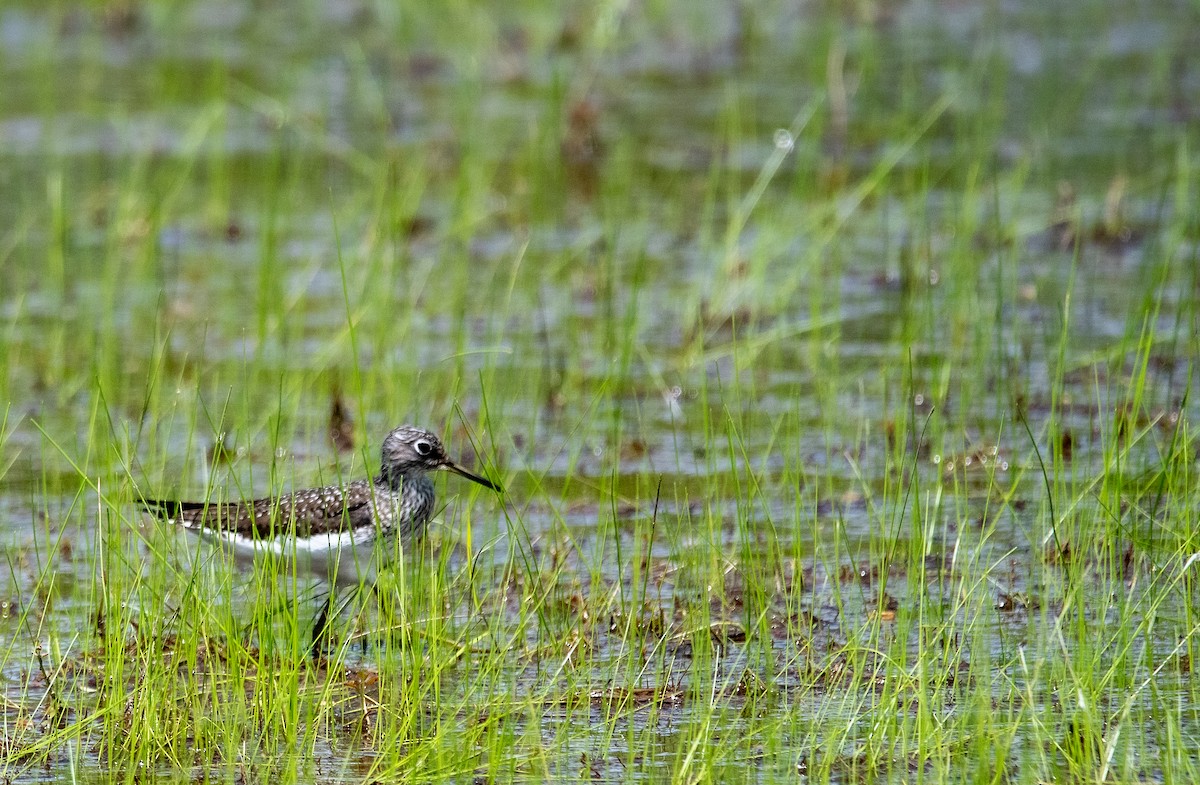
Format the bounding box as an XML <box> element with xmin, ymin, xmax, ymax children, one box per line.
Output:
<box><xmin>443</xmin><ymin>459</ymin><xmax>502</xmax><ymax>493</ymax></box>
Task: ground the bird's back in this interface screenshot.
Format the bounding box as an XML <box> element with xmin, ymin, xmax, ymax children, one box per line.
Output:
<box><xmin>139</xmin><ymin>479</ymin><xmax>382</xmax><ymax>540</ymax></box>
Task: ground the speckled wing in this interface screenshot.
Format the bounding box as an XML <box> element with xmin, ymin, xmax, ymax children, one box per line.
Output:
<box><xmin>139</xmin><ymin>479</ymin><xmax>378</xmax><ymax>540</ymax></box>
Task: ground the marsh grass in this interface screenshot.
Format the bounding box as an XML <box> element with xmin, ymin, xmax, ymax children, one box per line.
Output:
<box><xmin>3</xmin><ymin>334</ymin><xmax>1199</xmax><ymax>784</ymax></box>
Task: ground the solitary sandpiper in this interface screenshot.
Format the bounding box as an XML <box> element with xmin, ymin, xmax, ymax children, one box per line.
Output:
<box><xmin>138</xmin><ymin>425</ymin><xmax>501</xmax><ymax>646</ymax></box>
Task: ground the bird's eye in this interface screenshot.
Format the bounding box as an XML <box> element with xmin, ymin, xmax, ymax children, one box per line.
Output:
<box><xmin>415</xmin><ymin>440</ymin><xmax>433</xmax><ymax>456</ymax></box>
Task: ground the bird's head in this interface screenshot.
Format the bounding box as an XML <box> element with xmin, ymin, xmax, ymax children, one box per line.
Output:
<box><xmin>379</xmin><ymin>425</ymin><xmax>501</xmax><ymax>492</ymax></box>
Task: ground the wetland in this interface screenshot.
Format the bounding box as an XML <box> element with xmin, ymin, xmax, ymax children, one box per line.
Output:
<box><xmin>1</xmin><ymin>1</ymin><xmax>1199</xmax><ymax>782</ymax></box>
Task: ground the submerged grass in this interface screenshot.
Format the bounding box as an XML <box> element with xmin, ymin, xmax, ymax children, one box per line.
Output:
<box><xmin>2</xmin><ymin>0</ymin><xmax>1200</xmax><ymax>783</ymax></box>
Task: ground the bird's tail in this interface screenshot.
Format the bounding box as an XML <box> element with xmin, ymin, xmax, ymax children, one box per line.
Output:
<box><xmin>137</xmin><ymin>498</ymin><xmax>208</xmax><ymax>524</ymax></box>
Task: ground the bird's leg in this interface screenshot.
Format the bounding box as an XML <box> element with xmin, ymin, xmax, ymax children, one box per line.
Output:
<box><xmin>311</xmin><ymin>590</ymin><xmax>337</xmax><ymax>659</ymax></box>
<box><xmin>359</xmin><ymin>585</ymin><xmax>369</xmax><ymax>657</ymax></box>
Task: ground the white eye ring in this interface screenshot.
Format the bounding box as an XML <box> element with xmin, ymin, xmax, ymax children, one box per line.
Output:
<box><xmin>415</xmin><ymin>440</ymin><xmax>433</xmax><ymax>456</ymax></box>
